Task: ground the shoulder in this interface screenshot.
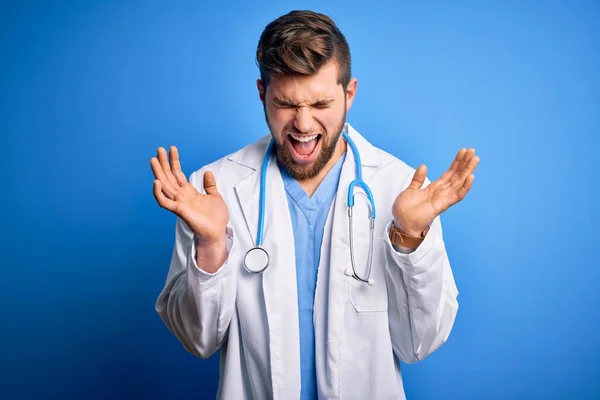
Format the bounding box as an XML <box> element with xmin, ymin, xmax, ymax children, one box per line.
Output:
<box><xmin>372</xmin><ymin>145</ymin><xmax>433</xmax><ymax>190</ymax></box>
<box><xmin>353</xmin><ymin>126</ymin><xmax>417</xmax><ymax>184</ymax></box>
<box><xmin>187</xmin><ymin>134</ymin><xmax>270</xmax><ymax>192</ymax></box>
<box><xmin>376</xmin><ymin>146</ymin><xmax>414</xmax><ymax>174</ymax></box>
<box><xmin>347</xmin><ymin>123</ymin><xmax>416</xmax><ymax>184</ymax></box>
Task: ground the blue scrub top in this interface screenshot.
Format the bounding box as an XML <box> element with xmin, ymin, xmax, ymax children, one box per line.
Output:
<box><xmin>278</xmin><ymin>153</ymin><xmax>346</xmax><ymax>399</ymax></box>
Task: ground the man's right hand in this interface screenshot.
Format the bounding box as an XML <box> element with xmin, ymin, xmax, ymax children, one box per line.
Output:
<box><xmin>151</xmin><ymin>146</ymin><xmax>229</xmax><ymax>272</ymax></box>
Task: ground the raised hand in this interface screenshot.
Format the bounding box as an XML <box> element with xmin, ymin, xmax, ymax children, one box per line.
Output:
<box><xmin>392</xmin><ymin>148</ymin><xmax>480</xmax><ymax>237</ymax></box>
<box><xmin>150</xmin><ymin>146</ymin><xmax>229</xmax><ymax>246</ymax></box>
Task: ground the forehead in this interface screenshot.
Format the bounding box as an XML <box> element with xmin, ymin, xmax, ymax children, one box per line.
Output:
<box><xmin>266</xmin><ymin>62</ymin><xmax>343</xmax><ymax>102</ymax></box>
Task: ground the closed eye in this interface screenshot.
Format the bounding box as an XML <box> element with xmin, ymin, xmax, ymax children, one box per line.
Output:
<box><xmin>313</xmin><ymin>101</ymin><xmax>333</xmax><ymax>109</ymax></box>
<box><xmin>271</xmin><ymin>98</ymin><xmax>334</xmax><ymax>109</ymax></box>
<box><xmin>273</xmin><ymin>102</ymin><xmax>295</xmax><ymax>110</ymax></box>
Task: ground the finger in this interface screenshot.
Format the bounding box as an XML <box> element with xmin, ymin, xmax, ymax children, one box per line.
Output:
<box><xmin>408</xmin><ymin>164</ymin><xmax>427</xmax><ymax>190</ymax></box>
<box><xmin>153</xmin><ymin>180</ymin><xmax>177</xmax><ymax>212</ymax></box>
<box><xmin>203</xmin><ymin>170</ymin><xmax>219</xmax><ymax>195</ymax></box>
<box><xmin>150</xmin><ymin>157</ymin><xmax>177</xmax><ymax>198</ymax></box>
<box><xmin>456</xmin><ymin>174</ymin><xmax>475</xmax><ymax>199</ymax></box>
<box><xmin>449</xmin><ymin>148</ymin><xmax>476</xmax><ymax>186</ymax></box>
<box><xmin>157</xmin><ymin>147</ymin><xmax>180</xmax><ymax>188</ymax></box>
<box><xmin>455</xmin><ymin>148</ymin><xmax>476</xmax><ymax>175</ymax></box>
<box><xmin>449</xmin><ymin>148</ymin><xmax>468</xmax><ymax>172</ymax></box>
<box><xmin>452</xmin><ymin>154</ymin><xmax>480</xmax><ymax>190</ymax></box>
<box><xmin>439</xmin><ymin>148</ymin><xmax>467</xmax><ymax>183</ymax></box>
<box><xmin>169</xmin><ymin>146</ymin><xmax>188</xmax><ymax>186</ymax></box>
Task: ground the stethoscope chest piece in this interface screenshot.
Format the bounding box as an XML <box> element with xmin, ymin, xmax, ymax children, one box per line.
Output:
<box><xmin>244</xmin><ymin>247</ymin><xmax>269</xmax><ymax>274</ymax></box>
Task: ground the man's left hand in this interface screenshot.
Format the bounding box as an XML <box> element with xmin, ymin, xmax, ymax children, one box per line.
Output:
<box><xmin>392</xmin><ymin>148</ymin><xmax>480</xmax><ymax>237</ymax></box>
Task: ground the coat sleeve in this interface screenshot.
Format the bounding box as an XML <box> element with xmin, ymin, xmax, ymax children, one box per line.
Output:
<box><xmin>383</xmin><ymin>180</ymin><xmax>459</xmax><ymax>364</ymax></box>
<box><xmin>154</xmin><ymin>170</ymin><xmax>238</xmax><ymax>359</ymax></box>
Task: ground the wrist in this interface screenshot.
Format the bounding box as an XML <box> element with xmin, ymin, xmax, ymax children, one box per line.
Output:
<box><xmin>194</xmin><ymin>235</ymin><xmax>228</xmax><ymax>274</ymax></box>
<box><xmin>389</xmin><ymin>220</ymin><xmax>430</xmax><ymax>249</ymax></box>
<box><xmin>195</xmin><ymin>234</ymin><xmax>226</xmax><ymax>249</ymax></box>
<box><xmin>392</xmin><ymin>218</ymin><xmax>427</xmax><ymax>238</ymax></box>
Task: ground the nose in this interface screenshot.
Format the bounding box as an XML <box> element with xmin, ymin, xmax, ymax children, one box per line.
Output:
<box><xmin>293</xmin><ymin>107</ymin><xmax>312</xmax><ymax>133</ymax></box>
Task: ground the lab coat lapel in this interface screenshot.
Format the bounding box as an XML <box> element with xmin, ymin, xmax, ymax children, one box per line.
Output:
<box><xmin>310</xmin><ymin>137</ymin><xmax>356</xmax><ymax>399</ymax></box>
<box><xmin>233</xmin><ymin>144</ymin><xmax>301</xmax><ymax>399</ymax></box>
<box><xmin>325</xmin><ymin>134</ymin><xmax>356</xmax><ymax>361</ymax></box>
<box><xmin>318</xmin><ymin>126</ymin><xmax>378</xmax><ymax>398</ymax></box>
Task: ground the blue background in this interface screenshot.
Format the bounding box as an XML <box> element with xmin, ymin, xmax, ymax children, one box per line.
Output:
<box><xmin>1</xmin><ymin>1</ymin><xmax>599</xmax><ymax>399</ymax></box>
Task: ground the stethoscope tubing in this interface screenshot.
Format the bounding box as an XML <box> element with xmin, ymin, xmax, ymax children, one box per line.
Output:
<box><xmin>244</xmin><ymin>130</ymin><xmax>376</xmax><ymax>286</ymax></box>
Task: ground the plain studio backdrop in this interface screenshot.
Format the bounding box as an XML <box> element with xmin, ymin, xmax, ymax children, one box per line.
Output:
<box><xmin>1</xmin><ymin>1</ymin><xmax>598</xmax><ymax>399</ymax></box>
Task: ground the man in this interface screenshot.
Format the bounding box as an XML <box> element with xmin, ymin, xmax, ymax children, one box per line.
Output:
<box><xmin>152</xmin><ymin>10</ymin><xmax>479</xmax><ymax>400</ymax></box>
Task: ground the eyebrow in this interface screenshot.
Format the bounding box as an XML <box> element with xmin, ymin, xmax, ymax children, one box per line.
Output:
<box><xmin>271</xmin><ymin>97</ymin><xmax>335</xmax><ymax>107</ymax></box>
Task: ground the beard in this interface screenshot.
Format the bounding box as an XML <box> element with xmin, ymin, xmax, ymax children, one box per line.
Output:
<box><xmin>264</xmin><ymin>106</ymin><xmax>347</xmax><ymax>181</ymax></box>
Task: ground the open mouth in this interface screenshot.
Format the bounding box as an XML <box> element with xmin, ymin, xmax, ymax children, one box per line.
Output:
<box><xmin>287</xmin><ymin>133</ymin><xmax>322</xmax><ymax>163</ymax></box>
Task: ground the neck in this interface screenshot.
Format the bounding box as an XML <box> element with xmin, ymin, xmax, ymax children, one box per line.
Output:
<box><xmin>297</xmin><ymin>135</ymin><xmax>347</xmax><ymax>197</ymax></box>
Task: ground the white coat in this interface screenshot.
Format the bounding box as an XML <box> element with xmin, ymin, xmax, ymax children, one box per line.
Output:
<box><xmin>155</xmin><ymin>123</ymin><xmax>459</xmax><ymax>399</ymax></box>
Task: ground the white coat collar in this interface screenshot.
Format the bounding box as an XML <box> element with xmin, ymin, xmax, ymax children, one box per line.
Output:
<box><xmin>227</xmin><ymin>123</ymin><xmax>381</xmax><ymax>170</ymax></box>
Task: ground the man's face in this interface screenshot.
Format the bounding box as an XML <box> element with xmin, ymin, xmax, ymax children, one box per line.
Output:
<box><xmin>258</xmin><ymin>61</ymin><xmax>357</xmax><ymax>180</ymax></box>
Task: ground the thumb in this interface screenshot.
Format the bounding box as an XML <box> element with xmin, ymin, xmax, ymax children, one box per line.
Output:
<box><xmin>408</xmin><ymin>164</ymin><xmax>427</xmax><ymax>190</ymax></box>
<box><xmin>203</xmin><ymin>171</ymin><xmax>219</xmax><ymax>195</ymax></box>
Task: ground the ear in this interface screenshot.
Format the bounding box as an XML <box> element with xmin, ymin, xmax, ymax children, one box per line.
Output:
<box><xmin>257</xmin><ymin>79</ymin><xmax>265</xmax><ymax>103</ymax></box>
<box><xmin>345</xmin><ymin>78</ymin><xmax>358</xmax><ymax>111</ymax></box>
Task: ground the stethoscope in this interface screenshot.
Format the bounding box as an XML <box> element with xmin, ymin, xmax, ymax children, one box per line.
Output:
<box><xmin>243</xmin><ymin>131</ymin><xmax>377</xmax><ymax>286</ymax></box>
